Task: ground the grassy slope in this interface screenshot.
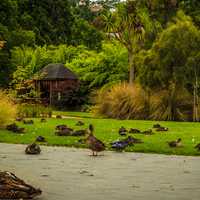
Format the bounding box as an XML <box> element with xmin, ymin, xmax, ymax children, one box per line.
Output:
<box><xmin>0</xmin><ymin>112</ymin><xmax>200</xmax><ymax>156</ymax></box>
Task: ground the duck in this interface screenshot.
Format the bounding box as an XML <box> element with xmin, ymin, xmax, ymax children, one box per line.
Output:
<box><xmin>25</xmin><ymin>143</ymin><xmax>41</xmax><ymax>155</ymax></box>
<box><xmin>156</xmin><ymin>127</ymin><xmax>168</xmax><ymax>131</ymax></box>
<box><xmin>142</xmin><ymin>129</ymin><xmax>153</xmax><ymax>135</ymax></box>
<box><xmin>168</xmin><ymin>138</ymin><xmax>182</xmax><ymax>147</ymax></box>
<box><xmin>36</xmin><ymin>136</ymin><xmax>46</xmax><ymax>142</ymax></box>
<box><xmin>23</xmin><ymin>120</ymin><xmax>34</xmax><ymax>125</ymax></box>
<box><xmin>55</xmin><ymin>127</ymin><xmax>73</xmax><ymax>136</ymax></box>
<box><xmin>129</xmin><ymin>128</ymin><xmax>141</xmax><ymax>134</ymax></box>
<box><xmin>6</xmin><ymin>123</ymin><xmax>18</xmax><ymax>131</ymax></box>
<box><xmin>6</xmin><ymin>123</ymin><xmax>25</xmax><ymax>134</ymax></box>
<box><xmin>86</xmin><ymin>124</ymin><xmax>105</xmax><ymax>156</ymax></box>
<box><xmin>0</xmin><ymin>171</ymin><xmax>42</xmax><ymax>199</ymax></box>
<box><xmin>55</xmin><ymin>124</ymin><xmax>73</xmax><ymax>136</ymax></box>
<box><xmin>195</xmin><ymin>143</ymin><xmax>200</xmax><ymax>151</ymax></box>
<box><xmin>76</xmin><ymin>120</ymin><xmax>84</xmax><ymax>126</ymax></box>
<box><xmin>153</xmin><ymin>124</ymin><xmax>161</xmax><ymax>128</ymax></box>
<box><xmin>14</xmin><ymin>127</ymin><xmax>25</xmax><ymax>133</ymax></box>
<box><xmin>123</xmin><ymin>136</ymin><xmax>143</xmax><ymax>144</ymax></box>
<box><xmin>56</xmin><ymin>124</ymin><xmax>68</xmax><ymax>131</ymax></box>
<box><xmin>111</xmin><ymin>140</ymin><xmax>129</xmax><ymax>151</ymax></box>
<box><xmin>71</xmin><ymin>129</ymin><xmax>86</xmax><ymax>136</ymax></box>
<box><xmin>118</xmin><ymin>126</ymin><xmax>127</xmax><ymax>136</ymax></box>
<box><xmin>40</xmin><ymin>118</ymin><xmax>47</xmax><ymax>123</ymax></box>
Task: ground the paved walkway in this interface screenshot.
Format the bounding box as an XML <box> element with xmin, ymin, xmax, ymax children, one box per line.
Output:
<box><xmin>0</xmin><ymin>143</ymin><xmax>200</xmax><ymax>200</ymax></box>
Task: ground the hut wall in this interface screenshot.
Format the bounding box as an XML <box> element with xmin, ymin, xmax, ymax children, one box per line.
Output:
<box><xmin>35</xmin><ymin>79</ymin><xmax>79</xmax><ymax>106</ymax></box>
<box><xmin>51</xmin><ymin>79</ymin><xmax>79</xmax><ymax>105</ymax></box>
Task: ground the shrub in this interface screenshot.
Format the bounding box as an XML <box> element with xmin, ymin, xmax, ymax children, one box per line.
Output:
<box><xmin>0</xmin><ymin>91</ymin><xmax>17</xmax><ymax>127</ymax></box>
<box><xmin>150</xmin><ymin>86</ymin><xmax>193</xmax><ymax>121</ymax></box>
<box><xmin>18</xmin><ymin>104</ymin><xmax>52</xmax><ymax>118</ymax></box>
<box><xmin>92</xmin><ymin>83</ymin><xmax>146</xmax><ymax>119</ymax></box>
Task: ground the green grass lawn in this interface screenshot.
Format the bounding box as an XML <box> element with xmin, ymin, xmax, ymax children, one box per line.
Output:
<box><xmin>0</xmin><ymin>112</ymin><xmax>200</xmax><ymax>156</ymax></box>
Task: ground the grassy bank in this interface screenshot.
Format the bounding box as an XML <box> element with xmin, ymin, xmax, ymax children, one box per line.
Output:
<box><xmin>0</xmin><ymin>112</ymin><xmax>200</xmax><ymax>156</ymax></box>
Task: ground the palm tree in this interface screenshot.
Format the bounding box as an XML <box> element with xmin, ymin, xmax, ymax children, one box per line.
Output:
<box><xmin>97</xmin><ymin>1</ymin><xmax>149</xmax><ymax>84</ymax></box>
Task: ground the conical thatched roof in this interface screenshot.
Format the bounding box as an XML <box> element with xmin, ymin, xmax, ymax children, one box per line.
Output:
<box><xmin>34</xmin><ymin>63</ymin><xmax>78</xmax><ymax>80</ymax></box>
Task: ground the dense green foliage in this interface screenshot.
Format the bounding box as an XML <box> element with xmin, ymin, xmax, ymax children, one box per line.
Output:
<box><xmin>0</xmin><ymin>0</ymin><xmax>200</xmax><ymax>121</ymax></box>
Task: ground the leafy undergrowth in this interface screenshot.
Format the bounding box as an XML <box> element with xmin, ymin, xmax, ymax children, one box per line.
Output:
<box><xmin>0</xmin><ymin>112</ymin><xmax>200</xmax><ymax>156</ymax></box>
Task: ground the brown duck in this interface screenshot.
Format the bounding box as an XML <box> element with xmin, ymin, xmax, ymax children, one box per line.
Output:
<box><xmin>168</xmin><ymin>138</ymin><xmax>182</xmax><ymax>147</ymax></box>
<box><xmin>0</xmin><ymin>171</ymin><xmax>42</xmax><ymax>199</ymax></box>
<box><xmin>76</xmin><ymin>120</ymin><xmax>84</xmax><ymax>126</ymax></box>
<box><xmin>86</xmin><ymin>124</ymin><xmax>105</xmax><ymax>156</ymax></box>
<box><xmin>25</xmin><ymin>143</ymin><xmax>41</xmax><ymax>155</ymax></box>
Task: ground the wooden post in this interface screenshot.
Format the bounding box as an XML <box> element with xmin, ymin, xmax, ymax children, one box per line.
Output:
<box><xmin>50</xmin><ymin>81</ymin><xmax>52</xmax><ymax>105</ymax></box>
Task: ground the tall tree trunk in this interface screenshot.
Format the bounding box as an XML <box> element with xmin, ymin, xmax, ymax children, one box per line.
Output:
<box><xmin>193</xmin><ymin>74</ymin><xmax>199</xmax><ymax>122</ymax></box>
<box><xmin>128</xmin><ymin>50</ymin><xmax>134</xmax><ymax>84</ymax></box>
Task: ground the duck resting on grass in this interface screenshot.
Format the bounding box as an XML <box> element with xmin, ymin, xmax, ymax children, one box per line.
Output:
<box><xmin>156</xmin><ymin>127</ymin><xmax>168</xmax><ymax>131</ymax></box>
<box><xmin>119</xmin><ymin>126</ymin><xmax>127</xmax><ymax>136</ymax></box>
<box><xmin>76</xmin><ymin>120</ymin><xmax>84</xmax><ymax>126</ymax></box>
<box><xmin>6</xmin><ymin>123</ymin><xmax>25</xmax><ymax>133</ymax></box>
<box><xmin>153</xmin><ymin>124</ymin><xmax>161</xmax><ymax>128</ymax></box>
<box><xmin>142</xmin><ymin>129</ymin><xmax>153</xmax><ymax>135</ymax></box>
<box><xmin>168</xmin><ymin>138</ymin><xmax>182</xmax><ymax>147</ymax></box>
<box><xmin>86</xmin><ymin>124</ymin><xmax>105</xmax><ymax>156</ymax></box>
<box><xmin>111</xmin><ymin>140</ymin><xmax>129</xmax><ymax>151</ymax></box>
<box><xmin>0</xmin><ymin>171</ymin><xmax>42</xmax><ymax>199</ymax></box>
<box><xmin>23</xmin><ymin>119</ymin><xmax>34</xmax><ymax>125</ymax></box>
<box><xmin>40</xmin><ymin>118</ymin><xmax>47</xmax><ymax>123</ymax></box>
<box><xmin>129</xmin><ymin>128</ymin><xmax>141</xmax><ymax>134</ymax></box>
<box><xmin>25</xmin><ymin>143</ymin><xmax>41</xmax><ymax>155</ymax></box>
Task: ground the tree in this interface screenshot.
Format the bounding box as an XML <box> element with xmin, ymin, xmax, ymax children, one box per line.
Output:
<box><xmin>96</xmin><ymin>0</ymin><xmax>151</xmax><ymax>84</ymax></box>
<box><xmin>139</xmin><ymin>11</ymin><xmax>200</xmax><ymax>121</ymax></box>
<box><xmin>186</xmin><ymin>52</ymin><xmax>200</xmax><ymax>121</ymax></box>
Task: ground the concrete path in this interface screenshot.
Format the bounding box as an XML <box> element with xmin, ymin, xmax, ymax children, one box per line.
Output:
<box><xmin>0</xmin><ymin>143</ymin><xmax>200</xmax><ymax>200</ymax></box>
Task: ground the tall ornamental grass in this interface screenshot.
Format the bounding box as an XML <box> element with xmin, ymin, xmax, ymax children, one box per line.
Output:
<box><xmin>0</xmin><ymin>91</ymin><xmax>17</xmax><ymax>127</ymax></box>
<box><xmin>92</xmin><ymin>83</ymin><xmax>146</xmax><ymax>119</ymax></box>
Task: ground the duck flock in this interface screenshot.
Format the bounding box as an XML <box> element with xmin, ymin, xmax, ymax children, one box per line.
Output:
<box><xmin>5</xmin><ymin>116</ymin><xmax>200</xmax><ymax>155</ymax></box>
<box><xmin>1</xmin><ymin>116</ymin><xmax>200</xmax><ymax>199</ymax></box>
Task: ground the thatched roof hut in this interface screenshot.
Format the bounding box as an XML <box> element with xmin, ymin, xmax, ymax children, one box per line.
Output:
<box><xmin>34</xmin><ymin>63</ymin><xmax>79</xmax><ymax>105</ymax></box>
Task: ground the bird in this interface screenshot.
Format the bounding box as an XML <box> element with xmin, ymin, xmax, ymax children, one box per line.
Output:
<box><xmin>111</xmin><ymin>140</ymin><xmax>129</xmax><ymax>151</ymax></box>
<box><xmin>156</xmin><ymin>127</ymin><xmax>168</xmax><ymax>131</ymax></box>
<box><xmin>118</xmin><ymin>126</ymin><xmax>127</xmax><ymax>136</ymax></box>
<box><xmin>71</xmin><ymin>129</ymin><xmax>86</xmax><ymax>136</ymax></box>
<box><xmin>142</xmin><ymin>129</ymin><xmax>153</xmax><ymax>135</ymax></box>
<box><xmin>40</xmin><ymin>118</ymin><xmax>47</xmax><ymax>123</ymax></box>
<box><xmin>55</xmin><ymin>128</ymin><xmax>73</xmax><ymax>136</ymax></box>
<box><xmin>168</xmin><ymin>138</ymin><xmax>182</xmax><ymax>147</ymax></box>
<box><xmin>23</xmin><ymin>120</ymin><xmax>34</xmax><ymax>125</ymax></box>
<box><xmin>123</xmin><ymin>136</ymin><xmax>143</xmax><ymax>144</ymax></box>
<box><xmin>56</xmin><ymin>124</ymin><xmax>68</xmax><ymax>131</ymax></box>
<box><xmin>25</xmin><ymin>143</ymin><xmax>41</xmax><ymax>155</ymax></box>
<box><xmin>0</xmin><ymin>171</ymin><xmax>42</xmax><ymax>199</ymax></box>
<box><xmin>86</xmin><ymin>124</ymin><xmax>105</xmax><ymax>156</ymax></box>
<box><xmin>195</xmin><ymin>143</ymin><xmax>200</xmax><ymax>151</ymax></box>
<box><xmin>129</xmin><ymin>128</ymin><xmax>141</xmax><ymax>134</ymax></box>
<box><xmin>76</xmin><ymin>120</ymin><xmax>84</xmax><ymax>126</ymax></box>
<box><xmin>153</xmin><ymin>124</ymin><xmax>161</xmax><ymax>128</ymax></box>
<box><xmin>6</xmin><ymin>123</ymin><xmax>25</xmax><ymax>133</ymax></box>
